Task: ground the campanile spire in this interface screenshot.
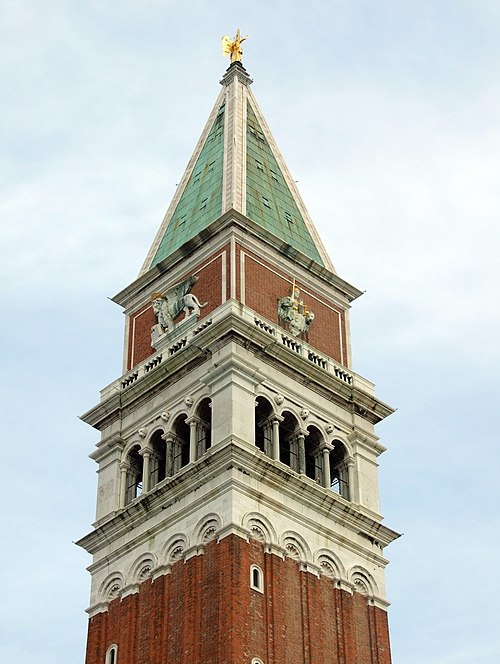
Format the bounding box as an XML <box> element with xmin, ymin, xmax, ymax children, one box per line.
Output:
<box><xmin>79</xmin><ymin>57</ymin><xmax>399</xmax><ymax>664</ymax></box>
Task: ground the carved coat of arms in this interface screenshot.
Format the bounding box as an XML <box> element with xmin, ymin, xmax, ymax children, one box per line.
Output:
<box><xmin>278</xmin><ymin>285</ymin><xmax>314</xmax><ymax>339</ymax></box>
<box><xmin>151</xmin><ymin>275</ymin><xmax>207</xmax><ymax>344</ymax></box>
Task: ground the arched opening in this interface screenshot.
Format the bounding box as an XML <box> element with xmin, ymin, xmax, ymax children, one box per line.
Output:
<box><xmin>149</xmin><ymin>430</ymin><xmax>166</xmax><ymax>488</ymax></box>
<box><xmin>196</xmin><ymin>398</ymin><xmax>212</xmax><ymax>457</ymax></box>
<box><xmin>172</xmin><ymin>415</ymin><xmax>190</xmax><ymax>472</ymax></box>
<box><xmin>305</xmin><ymin>425</ymin><xmax>323</xmax><ymax>483</ymax></box>
<box><xmin>255</xmin><ymin>397</ymin><xmax>273</xmax><ymax>455</ymax></box>
<box><xmin>106</xmin><ymin>644</ymin><xmax>118</xmax><ymax>664</ymax></box>
<box><xmin>125</xmin><ymin>445</ymin><xmax>143</xmax><ymax>505</ymax></box>
<box><xmin>250</xmin><ymin>564</ymin><xmax>264</xmax><ymax>593</ymax></box>
<box><xmin>278</xmin><ymin>411</ymin><xmax>299</xmax><ymax>472</ymax></box>
<box><xmin>330</xmin><ymin>440</ymin><xmax>350</xmax><ymax>500</ymax></box>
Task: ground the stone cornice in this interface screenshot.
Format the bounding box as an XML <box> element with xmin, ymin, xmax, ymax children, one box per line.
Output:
<box><xmin>81</xmin><ymin>300</ymin><xmax>393</xmax><ymax>433</ymax></box>
<box><xmin>77</xmin><ymin>437</ymin><xmax>400</xmax><ymax>564</ymax></box>
<box><xmin>112</xmin><ymin>211</ymin><xmax>362</xmax><ymax>310</ymax></box>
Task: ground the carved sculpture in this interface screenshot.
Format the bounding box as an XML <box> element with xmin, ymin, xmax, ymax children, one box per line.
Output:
<box><xmin>277</xmin><ymin>284</ymin><xmax>314</xmax><ymax>339</ymax></box>
<box><xmin>151</xmin><ymin>275</ymin><xmax>208</xmax><ymax>343</ymax></box>
<box><xmin>221</xmin><ymin>28</ymin><xmax>248</xmax><ymax>63</ymax></box>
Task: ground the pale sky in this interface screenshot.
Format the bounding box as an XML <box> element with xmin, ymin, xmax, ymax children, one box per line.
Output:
<box><xmin>1</xmin><ymin>2</ymin><xmax>499</xmax><ymax>662</ymax></box>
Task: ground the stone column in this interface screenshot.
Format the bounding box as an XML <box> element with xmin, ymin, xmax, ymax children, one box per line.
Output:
<box><xmin>271</xmin><ymin>416</ymin><xmax>282</xmax><ymax>461</ymax></box>
<box><xmin>186</xmin><ymin>417</ymin><xmax>199</xmax><ymax>464</ymax></box>
<box><xmin>321</xmin><ymin>444</ymin><xmax>332</xmax><ymax>489</ymax></box>
<box><xmin>162</xmin><ymin>433</ymin><xmax>175</xmax><ymax>477</ymax></box>
<box><xmin>263</xmin><ymin>423</ymin><xmax>272</xmax><ymax>457</ymax></box>
<box><xmin>198</xmin><ymin>424</ymin><xmax>209</xmax><ymax>457</ymax></box>
<box><xmin>346</xmin><ymin>458</ymin><xmax>355</xmax><ymax>502</ymax></box>
<box><xmin>141</xmin><ymin>449</ymin><xmax>152</xmax><ymax>493</ymax></box>
<box><xmin>297</xmin><ymin>432</ymin><xmax>306</xmax><ymax>474</ymax></box>
<box><xmin>119</xmin><ymin>462</ymin><xmax>130</xmax><ymax>508</ymax></box>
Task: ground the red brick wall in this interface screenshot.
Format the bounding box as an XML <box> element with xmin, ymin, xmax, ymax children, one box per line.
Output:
<box><xmin>85</xmin><ymin>535</ymin><xmax>391</xmax><ymax>664</ymax></box>
<box><xmin>239</xmin><ymin>246</ymin><xmax>348</xmax><ymax>366</ymax></box>
<box><xmin>127</xmin><ymin>303</ymin><xmax>156</xmax><ymax>370</ymax></box>
<box><xmin>126</xmin><ymin>242</ymin><xmax>349</xmax><ymax>370</ymax></box>
<box><xmin>127</xmin><ymin>246</ymin><xmax>229</xmax><ymax>370</ymax></box>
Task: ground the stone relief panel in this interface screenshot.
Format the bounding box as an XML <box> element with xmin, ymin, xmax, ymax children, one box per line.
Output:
<box><xmin>243</xmin><ymin>513</ymin><xmax>277</xmax><ymax>545</ymax></box>
<box><xmin>315</xmin><ymin>549</ymin><xmax>345</xmax><ymax>581</ymax></box>
<box><xmin>129</xmin><ymin>553</ymin><xmax>157</xmax><ymax>584</ymax></box>
<box><xmin>151</xmin><ymin>274</ymin><xmax>208</xmax><ymax>345</ymax></box>
<box><xmin>162</xmin><ymin>535</ymin><xmax>189</xmax><ymax>566</ymax></box>
<box><xmin>349</xmin><ymin>567</ymin><xmax>378</xmax><ymax>597</ymax></box>
<box><xmin>241</xmin><ymin>249</ymin><xmax>348</xmax><ymax>365</ymax></box>
<box><xmin>281</xmin><ymin>531</ymin><xmax>311</xmax><ymax>562</ymax></box>
<box><xmin>99</xmin><ymin>573</ymin><xmax>125</xmax><ymax>603</ymax></box>
<box><xmin>278</xmin><ymin>285</ymin><xmax>314</xmax><ymax>340</ymax></box>
<box><xmin>193</xmin><ymin>513</ymin><xmax>223</xmax><ymax>546</ymax></box>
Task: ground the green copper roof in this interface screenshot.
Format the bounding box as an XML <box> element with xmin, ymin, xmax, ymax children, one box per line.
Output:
<box><xmin>245</xmin><ymin>103</ymin><xmax>324</xmax><ymax>266</ymax></box>
<box><xmin>148</xmin><ymin>90</ymin><xmax>327</xmax><ymax>269</ymax></box>
<box><xmin>152</xmin><ymin>103</ymin><xmax>225</xmax><ymax>265</ymax></box>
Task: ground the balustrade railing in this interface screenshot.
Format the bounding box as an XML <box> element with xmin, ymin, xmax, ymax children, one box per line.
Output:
<box><xmin>101</xmin><ymin>302</ymin><xmax>372</xmax><ymax>401</ymax></box>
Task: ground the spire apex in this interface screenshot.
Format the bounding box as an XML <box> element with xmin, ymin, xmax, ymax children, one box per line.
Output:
<box><xmin>220</xmin><ymin>60</ymin><xmax>253</xmax><ymax>87</ymax></box>
<box><xmin>141</xmin><ymin>60</ymin><xmax>334</xmax><ymax>274</ymax></box>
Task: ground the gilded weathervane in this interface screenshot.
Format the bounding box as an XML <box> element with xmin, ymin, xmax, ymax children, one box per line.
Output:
<box><xmin>221</xmin><ymin>28</ymin><xmax>248</xmax><ymax>63</ymax></box>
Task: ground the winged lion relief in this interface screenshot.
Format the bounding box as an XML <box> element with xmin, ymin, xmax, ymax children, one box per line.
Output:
<box><xmin>150</xmin><ymin>275</ymin><xmax>207</xmax><ymax>345</ymax></box>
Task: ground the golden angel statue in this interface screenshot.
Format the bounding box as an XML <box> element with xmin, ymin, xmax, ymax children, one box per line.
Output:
<box><xmin>221</xmin><ymin>28</ymin><xmax>248</xmax><ymax>63</ymax></box>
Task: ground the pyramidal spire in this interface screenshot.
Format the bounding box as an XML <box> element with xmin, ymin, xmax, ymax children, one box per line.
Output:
<box><xmin>140</xmin><ymin>61</ymin><xmax>334</xmax><ymax>275</ymax></box>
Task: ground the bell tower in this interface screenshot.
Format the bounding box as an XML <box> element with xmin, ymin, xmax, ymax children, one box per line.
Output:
<box><xmin>78</xmin><ymin>50</ymin><xmax>400</xmax><ymax>664</ymax></box>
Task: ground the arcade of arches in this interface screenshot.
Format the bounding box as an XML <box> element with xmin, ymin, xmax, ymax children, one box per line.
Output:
<box><xmin>120</xmin><ymin>398</ymin><xmax>212</xmax><ymax>507</ymax></box>
<box><xmin>121</xmin><ymin>396</ymin><xmax>351</xmax><ymax>507</ymax></box>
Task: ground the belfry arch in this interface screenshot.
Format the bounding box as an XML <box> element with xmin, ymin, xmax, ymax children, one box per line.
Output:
<box><xmin>123</xmin><ymin>445</ymin><xmax>143</xmax><ymax>506</ymax></box>
<box><xmin>278</xmin><ymin>410</ymin><xmax>301</xmax><ymax>472</ymax></box>
<box><xmin>171</xmin><ymin>414</ymin><xmax>190</xmax><ymax>474</ymax></box>
<box><xmin>305</xmin><ymin>425</ymin><xmax>323</xmax><ymax>484</ymax></box>
<box><xmin>148</xmin><ymin>429</ymin><xmax>166</xmax><ymax>489</ymax></box>
<box><xmin>330</xmin><ymin>438</ymin><xmax>351</xmax><ymax>500</ymax></box>
<box><xmin>254</xmin><ymin>396</ymin><xmax>274</xmax><ymax>455</ymax></box>
<box><xmin>194</xmin><ymin>397</ymin><xmax>212</xmax><ymax>458</ymax></box>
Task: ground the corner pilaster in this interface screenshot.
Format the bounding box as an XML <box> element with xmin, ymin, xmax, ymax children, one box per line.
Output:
<box><xmin>201</xmin><ymin>342</ymin><xmax>264</xmax><ymax>445</ymax></box>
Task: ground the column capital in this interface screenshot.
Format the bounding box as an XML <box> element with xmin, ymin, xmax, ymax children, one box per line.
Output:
<box><xmin>263</xmin><ymin>414</ymin><xmax>283</xmax><ymax>427</ymax></box>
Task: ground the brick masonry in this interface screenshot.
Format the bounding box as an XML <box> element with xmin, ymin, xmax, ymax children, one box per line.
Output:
<box><xmin>85</xmin><ymin>535</ymin><xmax>391</xmax><ymax>664</ymax></box>
<box><xmin>239</xmin><ymin>246</ymin><xmax>347</xmax><ymax>365</ymax></box>
<box><xmin>127</xmin><ymin>246</ymin><xmax>229</xmax><ymax>370</ymax></box>
<box><xmin>127</xmin><ymin>242</ymin><xmax>348</xmax><ymax>370</ymax></box>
